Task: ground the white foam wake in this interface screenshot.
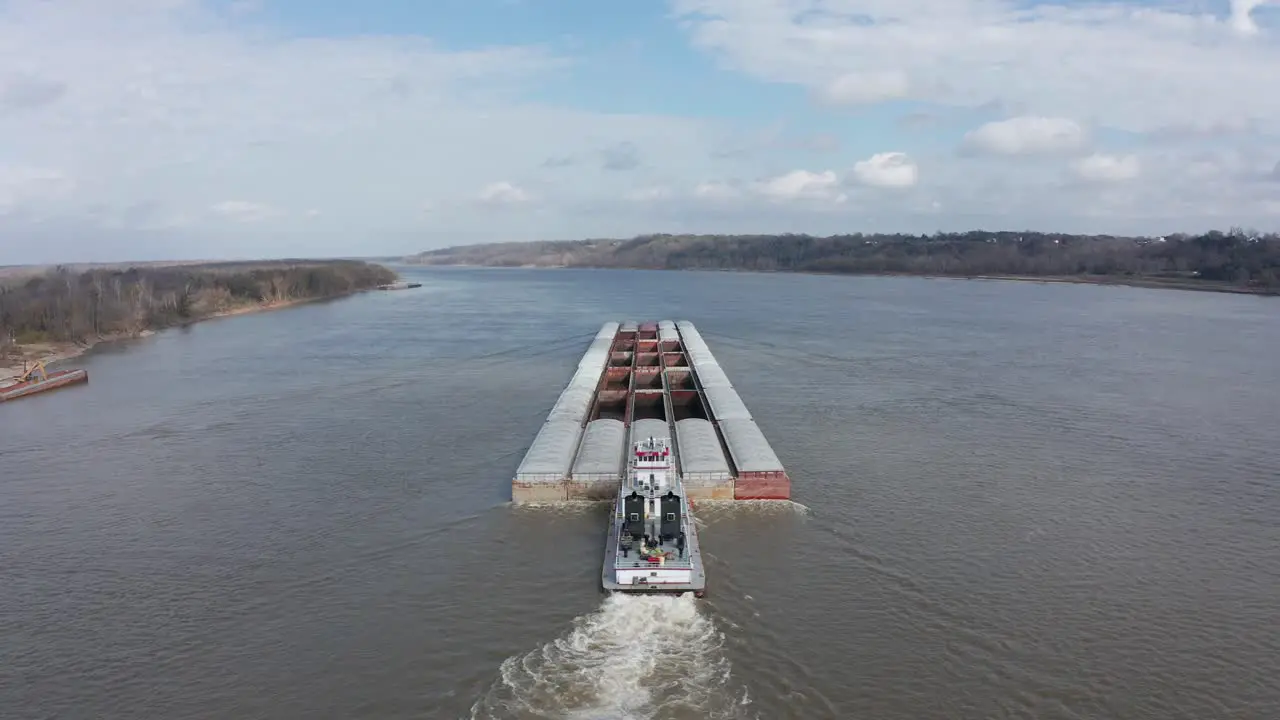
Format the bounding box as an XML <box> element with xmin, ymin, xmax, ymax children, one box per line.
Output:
<box><xmin>468</xmin><ymin>593</ymin><xmax>754</xmax><ymax>720</ymax></box>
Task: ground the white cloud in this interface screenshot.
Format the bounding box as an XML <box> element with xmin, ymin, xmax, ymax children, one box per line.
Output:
<box><xmin>755</xmin><ymin>169</ymin><xmax>846</xmax><ymax>203</ymax></box>
<box><xmin>1</xmin><ymin>73</ymin><xmax>67</xmax><ymax>110</ymax></box>
<box><xmin>0</xmin><ymin>165</ymin><xmax>75</xmax><ymax>212</ymax></box>
<box><xmin>962</xmin><ymin>116</ymin><xmax>1088</xmax><ymax>156</ymax></box>
<box><xmin>626</xmin><ymin>186</ymin><xmax>672</xmax><ymax>202</ymax></box>
<box><xmin>477</xmin><ymin>181</ymin><xmax>532</xmax><ymax>205</ymax></box>
<box><xmin>2</xmin><ymin>0</ymin><xmax>1279</xmax><ymax>263</ymax></box>
<box><xmin>692</xmin><ymin>181</ymin><xmax>740</xmax><ymax>200</ymax></box>
<box><xmin>228</xmin><ymin>0</ymin><xmax>263</xmax><ymax>17</ymax></box>
<box><xmin>1230</xmin><ymin>0</ymin><xmax>1278</xmax><ymax>35</ymax></box>
<box><xmin>657</xmin><ymin>0</ymin><xmax>1280</xmax><ymax>231</ymax></box>
<box><xmin>851</xmin><ymin>153</ymin><xmax>919</xmax><ymax>188</ymax></box>
<box><xmin>672</xmin><ymin>0</ymin><xmax>1280</xmax><ymax>134</ymax></box>
<box><xmin>0</xmin><ymin>0</ymin><xmax>724</xmax><ymax>261</ymax></box>
<box><xmin>671</xmin><ymin>153</ymin><xmax>917</xmax><ymax>212</ymax></box>
<box><xmin>684</xmin><ymin>158</ymin><xmax>912</xmax><ymax>206</ymax></box>
<box><xmin>814</xmin><ymin>70</ymin><xmax>910</xmax><ymax>106</ymax></box>
<box><xmin>209</xmin><ymin>200</ymin><xmax>280</xmax><ymax>223</ymax></box>
<box><xmin>1071</xmin><ymin>153</ymin><xmax>1142</xmax><ymax>182</ymax></box>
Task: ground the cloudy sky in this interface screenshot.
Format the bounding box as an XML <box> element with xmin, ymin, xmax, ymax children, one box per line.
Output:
<box><xmin>2</xmin><ymin>0</ymin><xmax>1279</xmax><ymax>263</ymax></box>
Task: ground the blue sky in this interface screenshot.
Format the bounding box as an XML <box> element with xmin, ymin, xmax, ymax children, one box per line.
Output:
<box><xmin>2</xmin><ymin>0</ymin><xmax>1279</xmax><ymax>263</ymax></box>
<box><xmin>239</xmin><ymin>0</ymin><xmax>973</xmax><ymax>155</ymax></box>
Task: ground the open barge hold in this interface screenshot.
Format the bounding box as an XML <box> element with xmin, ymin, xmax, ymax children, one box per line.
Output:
<box><xmin>511</xmin><ymin>320</ymin><xmax>791</xmax><ymax>503</ymax></box>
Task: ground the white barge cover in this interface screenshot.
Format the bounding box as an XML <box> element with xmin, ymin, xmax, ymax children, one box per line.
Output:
<box><xmin>515</xmin><ymin>420</ymin><xmax>584</xmax><ymax>483</ymax></box>
<box><xmin>596</xmin><ymin>322</ymin><xmax>620</xmax><ymax>340</ymax></box>
<box><xmin>572</xmin><ymin>419</ymin><xmax>627</xmax><ymax>480</ymax></box>
<box><xmin>717</xmin><ymin>418</ymin><xmax>785</xmax><ymax>473</ymax></box>
<box><xmin>674</xmin><ymin>418</ymin><xmax>733</xmax><ymax>483</ymax></box>
<box><xmin>703</xmin><ymin>384</ymin><xmax>752</xmax><ymax>421</ymax></box>
<box><xmin>629</xmin><ymin>418</ymin><xmax>672</xmax><ymax>446</ymax></box>
<box><xmin>547</xmin><ymin>385</ymin><xmax>595</xmax><ymax>424</ymax></box>
<box><xmin>695</xmin><ymin>363</ymin><xmax>732</xmax><ymax>389</ymax></box>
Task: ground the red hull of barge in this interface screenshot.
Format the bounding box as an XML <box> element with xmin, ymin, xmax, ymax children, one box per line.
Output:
<box><xmin>0</xmin><ymin>369</ymin><xmax>89</xmax><ymax>402</ymax></box>
<box><xmin>733</xmin><ymin>473</ymin><xmax>792</xmax><ymax>500</ymax></box>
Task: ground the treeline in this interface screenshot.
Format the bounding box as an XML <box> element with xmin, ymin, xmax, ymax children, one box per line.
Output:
<box><xmin>408</xmin><ymin>229</ymin><xmax>1280</xmax><ymax>293</ymax></box>
<box><xmin>0</xmin><ymin>260</ymin><xmax>397</xmax><ymax>345</ymax></box>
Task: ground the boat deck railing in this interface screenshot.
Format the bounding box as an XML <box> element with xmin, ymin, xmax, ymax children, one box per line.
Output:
<box><xmin>612</xmin><ymin>527</ymin><xmax>696</xmax><ymax>569</ymax></box>
<box><xmin>614</xmin><ymin>554</ymin><xmax>695</xmax><ymax>570</ymax></box>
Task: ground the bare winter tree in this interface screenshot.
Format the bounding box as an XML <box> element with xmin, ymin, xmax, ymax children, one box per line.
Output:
<box><xmin>0</xmin><ymin>261</ymin><xmax>397</xmax><ymax>345</ymax></box>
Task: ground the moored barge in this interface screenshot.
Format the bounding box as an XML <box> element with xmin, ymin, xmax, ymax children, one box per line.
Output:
<box><xmin>1</xmin><ymin>361</ymin><xmax>88</xmax><ymax>403</ymax></box>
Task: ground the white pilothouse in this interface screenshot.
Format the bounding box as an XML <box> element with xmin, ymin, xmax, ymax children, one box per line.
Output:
<box><xmin>602</xmin><ymin>436</ymin><xmax>706</xmax><ymax>596</ymax></box>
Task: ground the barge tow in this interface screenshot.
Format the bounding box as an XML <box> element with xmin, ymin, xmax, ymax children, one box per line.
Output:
<box><xmin>511</xmin><ymin>320</ymin><xmax>794</xmax><ymax>599</ymax></box>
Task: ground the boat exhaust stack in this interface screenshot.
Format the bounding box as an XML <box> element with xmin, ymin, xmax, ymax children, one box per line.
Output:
<box><xmin>623</xmin><ymin>491</ymin><xmax>645</xmax><ymax>540</ymax></box>
<box><xmin>660</xmin><ymin>490</ymin><xmax>682</xmax><ymax>541</ymax></box>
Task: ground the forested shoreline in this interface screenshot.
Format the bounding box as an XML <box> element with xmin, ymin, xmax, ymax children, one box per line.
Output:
<box><xmin>407</xmin><ymin>229</ymin><xmax>1280</xmax><ymax>294</ymax></box>
<box><xmin>1</xmin><ymin>260</ymin><xmax>397</xmax><ymax>369</ymax></box>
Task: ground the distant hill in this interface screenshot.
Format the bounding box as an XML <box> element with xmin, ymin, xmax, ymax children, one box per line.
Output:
<box><xmin>406</xmin><ymin>230</ymin><xmax>1280</xmax><ymax>294</ymax></box>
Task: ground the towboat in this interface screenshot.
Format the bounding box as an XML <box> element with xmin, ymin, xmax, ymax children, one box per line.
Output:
<box><xmin>602</xmin><ymin>435</ymin><xmax>706</xmax><ymax>596</ymax></box>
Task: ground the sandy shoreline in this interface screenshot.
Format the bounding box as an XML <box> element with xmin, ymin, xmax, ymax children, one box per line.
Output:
<box><xmin>0</xmin><ymin>333</ymin><xmax>147</xmax><ymax>381</ymax></box>
<box><xmin>0</xmin><ymin>296</ymin><xmax>324</xmax><ymax>381</ymax></box>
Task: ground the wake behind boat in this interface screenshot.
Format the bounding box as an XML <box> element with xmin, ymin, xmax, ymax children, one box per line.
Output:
<box><xmin>602</xmin><ymin>436</ymin><xmax>706</xmax><ymax>596</ymax></box>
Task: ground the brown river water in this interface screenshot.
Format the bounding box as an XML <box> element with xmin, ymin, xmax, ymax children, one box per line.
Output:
<box><xmin>2</xmin><ymin>267</ymin><xmax>1278</xmax><ymax>719</ymax></box>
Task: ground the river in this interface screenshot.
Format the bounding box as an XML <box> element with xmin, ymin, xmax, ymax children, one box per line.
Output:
<box><xmin>2</xmin><ymin>267</ymin><xmax>1278</xmax><ymax>719</ymax></box>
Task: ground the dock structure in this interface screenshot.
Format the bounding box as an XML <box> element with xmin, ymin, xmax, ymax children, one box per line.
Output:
<box><xmin>511</xmin><ymin>320</ymin><xmax>791</xmax><ymax>503</ymax></box>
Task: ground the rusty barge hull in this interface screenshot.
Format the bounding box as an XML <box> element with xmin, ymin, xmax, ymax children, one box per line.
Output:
<box><xmin>0</xmin><ymin>369</ymin><xmax>89</xmax><ymax>402</ymax></box>
<box><xmin>511</xmin><ymin>320</ymin><xmax>791</xmax><ymax>503</ymax></box>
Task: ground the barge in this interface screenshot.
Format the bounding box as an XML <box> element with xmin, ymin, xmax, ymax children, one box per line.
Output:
<box><xmin>511</xmin><ymin>320</ymin><xmax>791</xmax><ymax>503</ymax></box>
<box><xmin>0</xmin><ymin>361</ymin><xmax>88</xmax><ymax>402</ymax></box>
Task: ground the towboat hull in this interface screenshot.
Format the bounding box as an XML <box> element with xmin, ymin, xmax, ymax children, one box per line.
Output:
<box><xmin>602</xmin><ymin>436</ymin><xmax>707</xmax><ymax>597</ymax></box>
<box><xmin>602</xmin><ymin>501</ymin><xmax>706</xmax><ymax>597</ymax></box>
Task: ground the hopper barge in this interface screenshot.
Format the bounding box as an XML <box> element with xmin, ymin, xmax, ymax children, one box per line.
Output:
<box><xmin>511</xmin><ymin>320</ymin><xmax>790</xmax><ymax>504</ymax></box>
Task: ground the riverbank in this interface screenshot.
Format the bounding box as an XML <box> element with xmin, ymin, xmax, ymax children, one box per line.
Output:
<box><xmin>844</xmin><ymin>271</ymin><xmax>1274</xmax><ymax>296</ymax></box>
<box><xmin>702</xmin><ymin>267</ymin><xmax>1275</xmax><ymax>296</ymax></box>
<box><xmin>0</xmin><ymin>291</ymin><xmax>373</xmax><ymax>380</ymax></box>
<box><xmin>1</xmin><ymin>260</ymin><xmax>398</xmax><ymax>381</ymax></box>
<box><xmin>407</xmin><ymin>230</ymin><xmax>1279</xmax><ymax>295</ymax></box>
<box><xmin>1</xmin><ymin>333</ymin><xmax>141</xmax><ymax>381</ymax></box>
<box><xmin>411</xmin><ymin>261</ymin><xmax>1278</xmax><ymax>297</ymax></box>
<box><xmin>0</xmin><ymin>296</ymin><xmax>324</xmax><ymax>380</ymax></box>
